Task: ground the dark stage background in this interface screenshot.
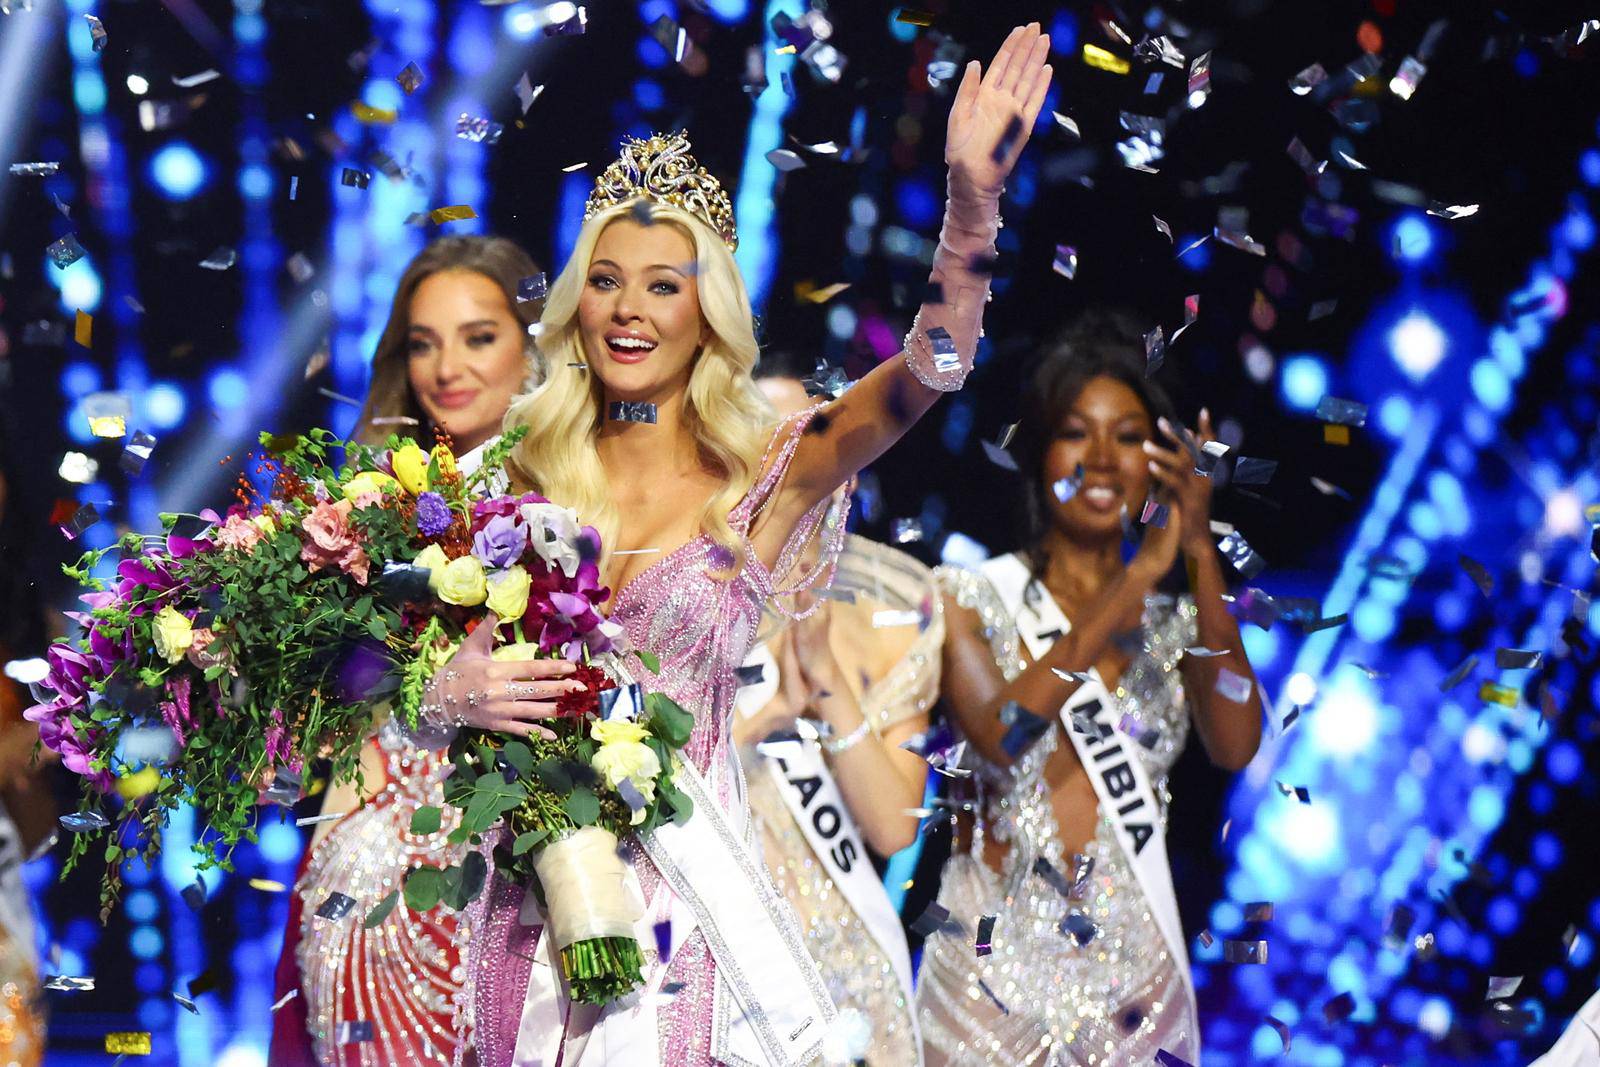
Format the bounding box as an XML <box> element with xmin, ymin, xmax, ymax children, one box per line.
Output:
<box><xmin>2</xmin><ymin>0</ymin><xmax>1599</xmax><ymax>1063</ymax></box>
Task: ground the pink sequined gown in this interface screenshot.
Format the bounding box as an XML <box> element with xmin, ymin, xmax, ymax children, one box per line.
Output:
<box><xmin>466</xmin><ymin>409</ymin><xmax>845</xmax><ymax>1066</ymax></box>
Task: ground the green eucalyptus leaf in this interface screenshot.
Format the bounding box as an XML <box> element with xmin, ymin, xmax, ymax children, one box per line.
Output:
<box><xmin>512</xmin><ymin>828</ymin><xmax>551</xmax><ymax>856</ymax></box>
<box><xmin>409</xmin><ymin>806</ymin><xmax>443</xmax><ymax>836</ymax></box>
<box><xmin>363</xmin><ymin>890</ymin><xmax>399</xmax><ymax>928</ymax></box>
<box><xmin>403</xmin><ymin>866</ymin><xmax>442</xmax><ymax>912</ymax></box>
<box><xmin>563</xmin><ymin>788</ymin><xmax>599</xmax><ymax>827</ymax></box>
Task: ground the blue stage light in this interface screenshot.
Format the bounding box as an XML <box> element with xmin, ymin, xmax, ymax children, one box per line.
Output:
<box><xmin>1471</xmin><ymin>358</ymin><xmax>1511</xmax><ymax>411</ymax></box>
<box><xmin>257</xmin><ymin>820</ymin><xmax>302</xmax><ymax>865</ymax></box>
<box><xmin>634</xmin><ymin>79</ymin><xmax>664</xmax><ymax>111</ymax></box>
<box><xmin>238</xmin><ymin>162</ymin><xmax>273</xmax><ymax>201</ymax></box>
<box><xmin>208</xmin><ymin>367</ymin><xmax>250</xmax><ymax>410</ymax></box>
<box><xmin>1177</xmin><ymin>235</ymin><xmax>1210</xmax><ymax>272</ymax></box>
<box><xmin>215</xmin><ymin>1044</ymin><xmax>269</xmax><ymax>1067</ymax></box>
<box><xmin>130</xmin><ymin>924</ymin><xmax>166</xmax><ymax>960</ymax></box>
<box><xmin>126</xmin><ymin>889</ymin><xmax>160</xmax><ymax>923</ymax></box>
<box><xmin>1582</xmin><ymin>148</ymin><xmax>1600</xmax><ymax>187</ymax></box>
<box><xmin>1547</xmin><ymin>740</ymin><xmax>1582</xmax><ymax>785</ymax></box>
<box><xmin>1469</xmin><ymin>785</ymin><xmax>1505</xmax><ymax>831</ymax></box>
<box><xmin>896</xmin><ymin>179</ymin><xmax>940</xmax><ymax>229</ymax></box>
<box><xmin>149</xmin><ymin>141</ymin><xmax>210</xmax><ymax>200</ymax></box>
<box><xmin>504</xmin><ymin>3</ymin><xmax>539</xmax><ymax>38</ymax></box>
<box><xmin>1388</xmin><ymin>214</ymin><xmax>1434</xmax><ymax>264</ymax></box>
<box><xmin>48</xmin><ymin>253</ymin><xmax>102</xmax><ymax>314</ymax></box>
<box><xmin>1238</xmin><ymin>625</ymin><xmax>1278</xmax><ymax>669</ymax></box>
<box><xmin>1376</xmin><ymin>393</ymin><xmax>1411</xmax><ymax>438</ymax></box>
<box><xmin>1352</xmin><ymin>600</ymin><xmax>1396</xmax><ymax>643</ymax></box>
<box><xmin>1279</xmin><ymin>354</ymin><xmax>1328</xmax><ymax>411</ymax></box>
<box><xmin>1309</xmin><ymin>677</ymin><xmax>1379</xmax><ymax>757</ymax></box>
<box><xmin>142</xmin><ymin>382</ymin><xmax>187</xmax><ymax>430</ymax></box>
<box><xmin>1264</xmin><ymin>800</ymin><xmax>1340</xmax><ymax>869</ymax></box>
<box><xmin>700</xmin><ymin>0</ymin><xmax>748</xmax><ymax>20</ymax></box>
<box><xmin>1387</xmin><ymin>310</ymin><xmax>1447</xmax><ymax>381</ymax></box>
<box><xmin>61</xmin><ymin>360</ymin><xmax>101</xmax><ymax>398</ymax></box>
<box><xmin>1433</xmin><ymin>590</ymin><xmax>1468</xmax><ymax>631</ymax></box>
<box><xmin>1487</xmin><ymin>896</ymin><xmax>1519</xmax><ymax>936</ymax></box>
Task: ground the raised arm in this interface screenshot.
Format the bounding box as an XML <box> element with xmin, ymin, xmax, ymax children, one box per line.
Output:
<box><xmin>759</xmin><ymin>25</ymin><xmax>1052</xmax><ymax>545</ymax></box>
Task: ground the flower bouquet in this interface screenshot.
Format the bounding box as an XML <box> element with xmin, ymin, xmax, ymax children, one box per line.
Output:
<box><xmin>393</xmin><ymin>498</ymin><xmax>697</xmax><ymax>1005</ymax></box>
<box><xmin>25</xmin><ymin>427</ymin><xmax>524</xmax><ymax>914</ymax></box>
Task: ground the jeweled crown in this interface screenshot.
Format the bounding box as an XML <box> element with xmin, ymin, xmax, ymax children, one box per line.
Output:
<box><xmin>583</xmin><ymin>131</ymin><xmax>738</xmax><ymax>251</ymax></box>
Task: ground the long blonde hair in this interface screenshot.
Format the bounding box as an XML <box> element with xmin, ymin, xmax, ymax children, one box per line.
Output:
<box><xmin>504</xmin><ymin>201</ymin><xmax>773</xmax><ymax>567</ymax></box>
<box><xmin>355</xmin><ymin>236</ymin><xmax>544</xmax><ymax>445</ymax></box>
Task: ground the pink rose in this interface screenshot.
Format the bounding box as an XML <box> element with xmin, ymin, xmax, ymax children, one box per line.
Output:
<box><xmin>300</xmin><ymin>499</ymin><xmax>371</xmax><ymax>585</ymax></box>
<box><xmin>185</xmin><ymin>628</ymin><xmax>234</xmax><ymax>674</ymax></box>
<box><xmin>214</xmin><ymin>513</ymin><xmax>265</xmax><ymax>553</ymax></box>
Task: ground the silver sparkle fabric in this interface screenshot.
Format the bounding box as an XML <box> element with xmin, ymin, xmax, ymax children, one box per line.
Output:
<box><xmin>744</xmin><ymin>535</ymin><xmax>944</xmax><ymax>1065</ymax></box>
<box><xmin>916</xmin><ymin>566</ymin><xmax>1201</xmax><ymax>1066</ymax></box>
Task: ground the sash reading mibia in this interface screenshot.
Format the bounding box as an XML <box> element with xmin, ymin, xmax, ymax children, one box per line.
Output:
<box><xmin>977</xmin><ymin>552</ymin><xmax>1199</xmax><ymax>1033</ymax></box>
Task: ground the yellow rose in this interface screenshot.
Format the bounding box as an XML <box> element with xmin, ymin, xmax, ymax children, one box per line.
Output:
<box><xmin>251</xmin><ymin>514</ymin><xmax>277</xmax><ymax>535</ymax></box>
<box><xmin>591</xmin><ymin>739</ymin><xmax>661</xmax><ymax>816</ymax></box>
<box><xmin>591</xmin><ymin>719</ymin><xmax>649</xmax><ymax>746</ymax></box>
<box><xmin>412</xmin><ymin>544</ymin><xmax>449</xmax><ymax>593</ymax></box>
<box><xmin>115</xmin><ymin>766</ymin><xmax>162</xmax><ymax>801</ymax></box>
<box><xmin>391</xmin><ymin>443</ymin><xmax>431</xmax><ymax>494</ymax></box>
<box><xmin>436</xmin><ymin>555</ymin><xmax>488</xmax><ymax>606</ymax></box>
<box><xmin>485</xmin><ymin>567</ymin><xmax>532</xmax><ymax>622</ymax></box>
<box><xmin>430</xmin><ymin>444</ymin><xmax>458</xmax><ymax>481</ymax></box>
<box><xmin>491</xmin><ymin>642</ymin><xmax>542</xmax><ymax>662</ymax></box>
<box><xmin>152</xmin><ymin>605</ymin><xmax>195</xmax><ymax>664</ymax></box>
<box><xmin>342</xmin><ymin>470</ymin><xmax>400</xmax><ymax>502</ymax></box>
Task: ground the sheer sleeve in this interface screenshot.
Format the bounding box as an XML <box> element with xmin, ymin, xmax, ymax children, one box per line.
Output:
<box><xmin>734</xmin><ymin>408</ymin><xmax>853</xmax><ymax>621</ymax></box>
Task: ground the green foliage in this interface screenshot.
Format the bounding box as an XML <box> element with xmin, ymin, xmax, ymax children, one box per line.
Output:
<box><xmin>409</xmin><ymin>806</ymin><xmax>443</xmax><ymax>836</ymax></box>
<box><xmin>364</xmin><ymin>890</ymin><xmax>399</xmax><ymax>928</ymax></box>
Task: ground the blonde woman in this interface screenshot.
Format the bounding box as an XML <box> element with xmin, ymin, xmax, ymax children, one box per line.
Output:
<box><xmin>409</xmin><ymin>23</ymin><xmax>1053</xmax><ymax>1067</ymax></box>
<box><xmin>269</xmin><ymin>234</ymin><xmax>552</xmax><ymax>1067</ymax></box>
<box><xmin>727</xmin><ymin>359</ymin><xmax>942</xmax><ymax>1066</ymax></box>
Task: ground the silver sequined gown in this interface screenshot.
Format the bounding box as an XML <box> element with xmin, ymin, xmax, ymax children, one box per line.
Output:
<box><xmin>916</xmin><ymin>566</ymin><xmax>1201</xmax><ymax>1066</ymax></box>
<box><xmin>742</xmin><ymin>535</ymin><xmax>943</xmax><ymax>1066</ymax></box>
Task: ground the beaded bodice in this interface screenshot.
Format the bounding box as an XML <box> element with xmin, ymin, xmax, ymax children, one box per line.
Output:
<box><xmin>916</xmin><ymin>565</ymin><xmax>1200</xmax><ymax>1065</ymax></box>
<box><xmin>295</xmin><ymin>717</ymin><xmax>470</xmax><ymax>1066</ymax></box>
<box><xmin>469</xmin><ymin>408</ymin><xmax>848</xmax><ymax>1066</ymax></box>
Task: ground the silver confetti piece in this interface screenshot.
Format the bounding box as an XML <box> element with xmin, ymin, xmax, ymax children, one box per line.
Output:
<box><xmin>1139</xmin><ymin>498</ymin><xmax>1169</xmax><ymax>528</ymax></box>
<box><xmin>1309</xmin><ymin>476</ymin><xmax>1351</xmax><ymax>498</ymax></box>
<box><xmin>340</xmin><ymin>168</ymin><xmax>370</xmax><ymax>189</ymax></box>
<box><xmin>1314</xmin><ymin>396</ymin><xmax>1368</xmax><ymax>426</ymax></box>
<box><xmin>1389</xmin><ymin>55</ymin><xmax>1426</xmax><ymax>100</ymax></box>
<box><xmin>975</xmin><ymin>914</ymin><xmax>996</xmax><ymax>956</ymax></box>
<box><xmin>84</xmin><ymin>13</ymin><xmax>107</xmax><ymax>51</ymax></box>
<box><xmin>1440</xmin><ymin>655</ymin><xmax>1479</xmax><ymax>691</ymax></box>
<box><xmin>1427</xmin><ymin>201</ymin><xmax>1479</xmax><ymax>220</ymax></box>
<box><xmin>1264</xmin><ymin>1014</ymin><xmax>1291</xmax><ymax>1052</ymax></box>
<box><xmin>1213</xmin><ymin>227</ymin><xmax>1266</xmax><ymax>256</ymax></box>
<box><xmin>1187</xmin><ymin>50</ymin><xmax>1212</xmax><ymax>99</ymax></box>
<box><xmin>980</xmin><ymin>437</ymin><xmax>1018</xmax><ymax>471</ymax></box>
<box><xmin>1184</xmin><ymin>646</ymin><xmax>1230</xmax><ymax>658</ymax></box>
<box><xmin>199</xmin><ymin>246</ymin><xmax>237</xmax><ymax>271</ymax></box>
<box><xmin>1460</xmin><ymin>555</ymin><xmax>1494</xmax><ymax>598</ymax></box>
<box><xmin>597</xmin><ymin>683</ymin><xmax>646</xmax><ymax>722</ymax></box>
<box><xmin>46</xmin><ymin>233</ymin><xmax>87</xmax><ymax>269</ymax></box>
<box><xmin>1051</xmin><ymin>111</ymin><xmax>1080</xmax><ymax>138</ymax></box>
<box><xmin>1052</xmin><ymin>244</ymin><xmax>1078</xmax><ymax>279</ymax></box>
<box><xmin>1231</xmin><ymin>456</ymin><xmax>1277</xmax><ymax>485</ymax></box>
<box><xmin>315</xmin><ymin>892</ymin><xmax>358</xmax><ymax>921</ymax></box>
<box><xmin>891</xmin><ymin>519</ymin><xmax>923</xmax><ymax>544</ymax></box>
<box><xmin>1486</xmin><ymin>975</ymin><xmax>1522</xmax><ymax>1000</ymax></box>
<box><xmin>338</xmin><ymin>1020</ymin><xmax>374</xmax><ymax>1043</ymax></box>
<box><xmin>60</xmin><ymin>810</ymin><xmax>110</xmax><ymax>833</ymax></box>
<box><xmin>1194</xmin><ymin>440</ymin><xmax>1230</xmax><ymax>477</ymax></box>
<box><xmin>10</xmin><ymin>161</ymin><xmax>61</xmax><ymax>176</ymax></box>
<box><xmin>608</xmin><ymin>401</ymin><xmax>657</xmax><ymax>423</ymax></box>
<box><xmin>517</xmin><ymin>273</ymin><xmax>548</xmax><ymax>303</ymax></box>
<box><xmin>455</xmin><ymin>114</ymin><xmax>504</xmax><ymax>145</ymax></box>
<box><xmin>1275</xmin><ymin>781</ymin><xmax>1312</xmax><ymax>804</ymax></box>
<box><xmin>1223</xmin><ymin>939</ymin><xmax>1267</xmax><ymax>963</ymax></box>
<box><xmin>514</xmin><ymin>72</ymin><xmax>542</xmax><ymax>113</ymax></box>
<box><xmin>926</xmin><ymin>326</ymin><xmax>960</xmax><ymax>374</ymax></box>
<box><xmin>1144</xmin><ymin>325</ymin><xmax>1166</xmax><ymax>376</ymax></box>
<box><xmin>1214</xmin><ymin>667</ymin><xmax>1253</xmax><ymax>704</ymax></box>
<box><xmin>173</xmin><ymin>993</ymin><xmax>199</xmax><ymax>1014</ymax></box>
<box><xmin>1243</xmin><ymin>901</ymin><xmax>1274</xmax><ymax>922</ymax></box>
<box><xmin>44</xmin><ymin>974</ymin><xmax>95</xmax><ymax>992</ymax></box>
<box><xmin>59</xmin><ymin>503</ymin><xmax>100</xmax><ymax>541</ymax></box>
<box><xmin>1216</xmin><ymin>531</ymin><xmax>1266</xmax><ymax>579</ymax></box>
<box><xmin>396</xmin><ymin>60</ymin><xmax>423</xmax><ymax>95</ymax></box>
<box><xmin>1495</xmin><ymin>648</ymin><xmax>1542</xmax><ymax>670</ymax></box>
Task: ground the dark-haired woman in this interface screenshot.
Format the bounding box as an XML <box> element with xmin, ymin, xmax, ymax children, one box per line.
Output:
<box><xmin>916</xmin><ymin>312</ymin><xmax>1263</xmax><ymax>1065</ymax></box>
<box><xmin>270</xmin><ymin>235</ymin><xmax>547</xmax><ymax>1067</ymax></box>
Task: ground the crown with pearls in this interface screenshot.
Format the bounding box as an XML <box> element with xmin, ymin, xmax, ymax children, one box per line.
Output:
<box><xmin>583</xmin><ymin>131</ymin><xmax>738</xmax><ymax>251</ymax></box>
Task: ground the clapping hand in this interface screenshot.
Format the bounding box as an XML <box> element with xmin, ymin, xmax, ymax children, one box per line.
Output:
<box><xmin>945</xmin><ymin>23</ymin><xmax>1053</xmax><ymax>200</ymax></box>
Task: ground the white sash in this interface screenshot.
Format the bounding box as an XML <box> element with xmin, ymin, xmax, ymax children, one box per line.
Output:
<box><xmin>978</xmin><ymin>553</ymin><xmax>1199</xmax><ymax>1031</ymax></box>
<box><xmin>512</xmin><ymin>750</ymin><xmax>834</xmax><ymax>1067</ymax></box>
<box><xmin>734</xmin><ymin>642</ymin><xmax>922</xmax><ymax>1059</ymax></box>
